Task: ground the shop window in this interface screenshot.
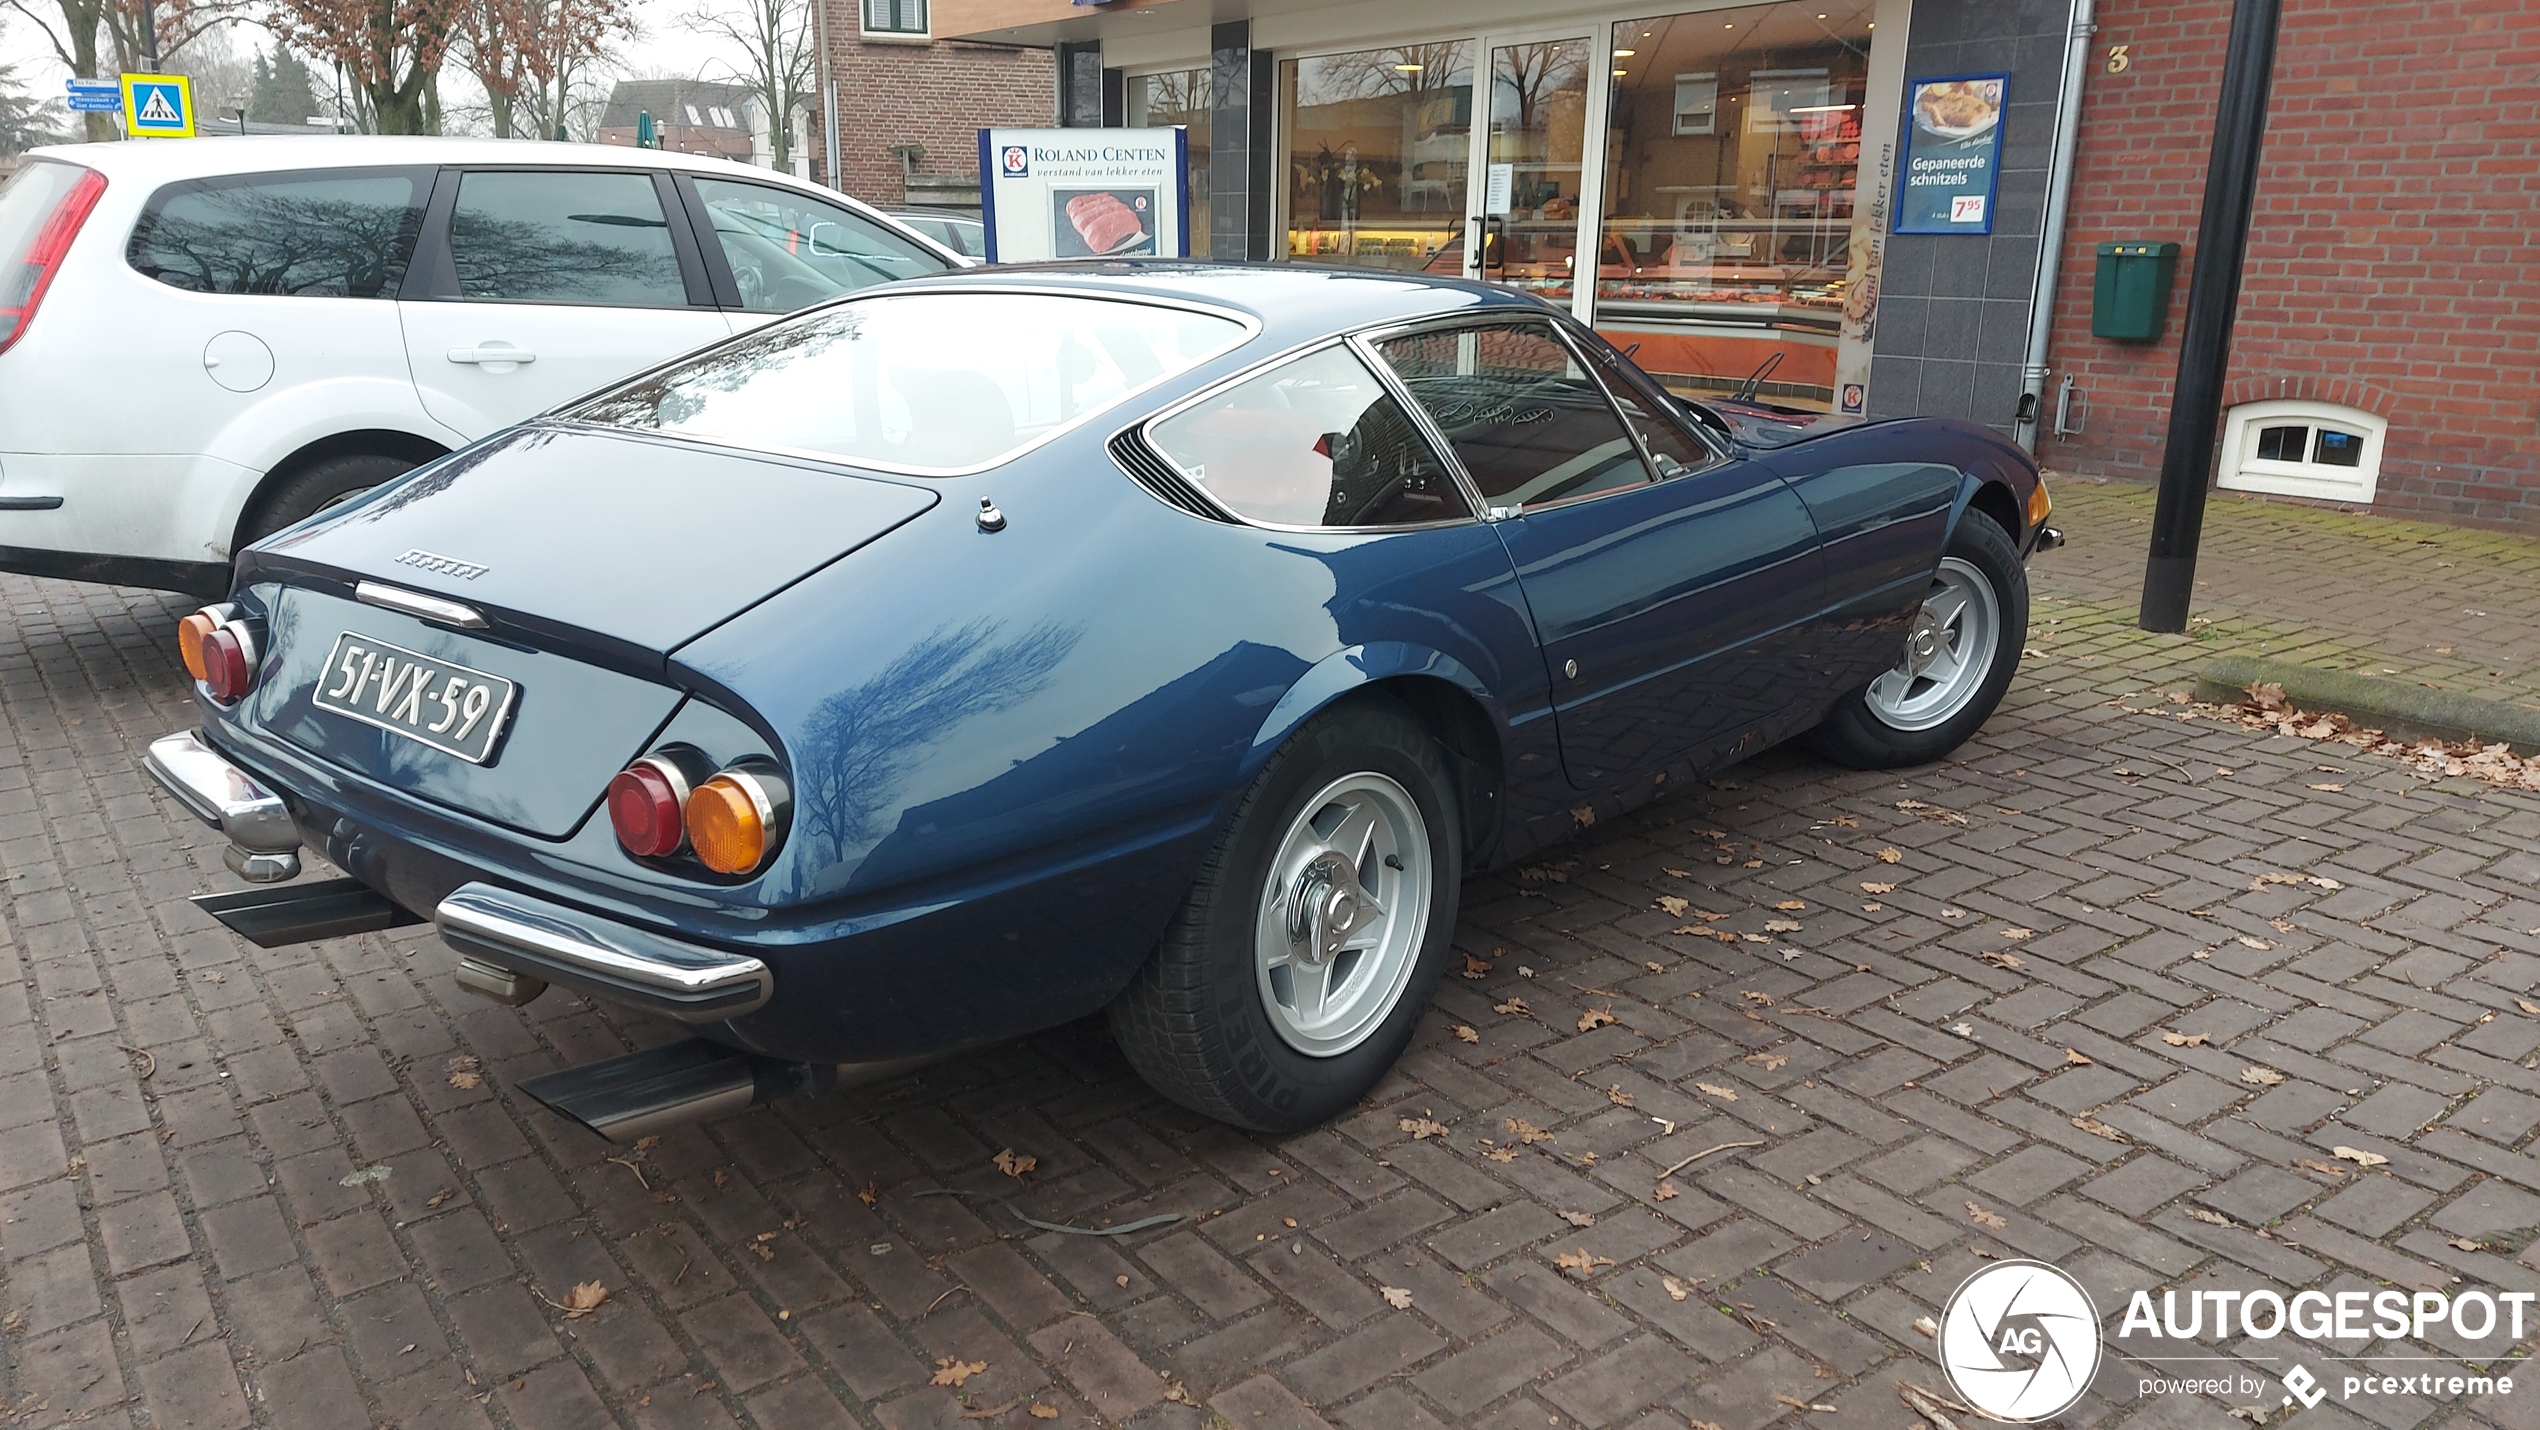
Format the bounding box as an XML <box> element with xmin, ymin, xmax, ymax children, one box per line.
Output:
<box><xmin>1594</xmin><ymin>1</ymin><xmax>1876</xmax><ymax>410</ymax></box>
<box><xmin>1280</xmin><ymin>43</ymin><xmax>1474</xmax><ymax>271</ymax></box>
<box><xmin>863</xmin><ymin>0</ymin><xmax>926</xmax><ymax>37</ymax></box>
<box><xmin>2218</xmin><ymin>399</ymin><xmax>2385</xmax><ymax>503</ymax></box>
<box><xmin>1126</xmin><ymin>69</ymin><xmax>1211</xmax><ymax>258</ymax></box>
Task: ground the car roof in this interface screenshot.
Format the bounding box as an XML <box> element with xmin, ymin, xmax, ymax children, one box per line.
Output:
<box><xmin>26</xmin><ymin>135</ymin><xmax>826</xmax><ymax>188</ymax></box>
<box><xmin>894</xmin><ymin>261</ymin><xmax>1558</xmax><ymax>350</ymax></box>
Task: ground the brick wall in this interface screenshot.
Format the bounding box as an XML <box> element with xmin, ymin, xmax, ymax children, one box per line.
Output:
<box><xmin>820</xmin><ymin>5</ymin><xmax>1055</xmax><ymax>207</ymax></box>
<box><xmin>2039</xmin><ymin>0</ymin><xmax>2540</xmax><ymax>529</ymax></box>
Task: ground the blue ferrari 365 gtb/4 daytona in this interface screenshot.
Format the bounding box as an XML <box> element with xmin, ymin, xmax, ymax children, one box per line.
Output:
<box><xmin>146</xmin><ymin>265</ymin><xmax>2059</xmax><ymax>1140</ymax></box>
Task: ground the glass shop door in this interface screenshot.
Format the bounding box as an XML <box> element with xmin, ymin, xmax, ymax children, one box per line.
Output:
<box><xmin>1461</xmin><ymin>34</ymin><xmax>1598</xmax><ymax>305</ymax></box>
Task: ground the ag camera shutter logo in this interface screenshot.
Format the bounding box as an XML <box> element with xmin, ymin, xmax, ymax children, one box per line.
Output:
<box><xmin>1938</xmin><ymin>1260</ymin><xmax>2102</xmax><ymax>1421</ymax></box>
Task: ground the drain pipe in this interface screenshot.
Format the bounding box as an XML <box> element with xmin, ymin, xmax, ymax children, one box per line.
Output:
<box><xmin>2014</xmin><ymin>0</ymin><xmax>2098</xmax><ymax>453</ymax></box>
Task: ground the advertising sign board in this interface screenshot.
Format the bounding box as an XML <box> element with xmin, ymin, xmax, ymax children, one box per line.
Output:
<box><xmin>977</xmin><ymin>128</ymin><xmax>1191</xmax><ymax>263</ymax></box>
<box><xmin>1893</xmin><ymin>73</ymin><xmax>2007</xmax><ymax>235</ymax></box>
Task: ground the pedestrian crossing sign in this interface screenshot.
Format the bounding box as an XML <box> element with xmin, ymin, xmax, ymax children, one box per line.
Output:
<box><xmin>120</xmin><ymin>73</ymin><xmax>195</xmax><ymax>138</ymax></box>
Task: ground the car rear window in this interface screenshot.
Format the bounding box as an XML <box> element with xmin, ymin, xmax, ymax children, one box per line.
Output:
<box><xmin>571</xmin><ymin>290</ymin><xmax>1250</xmax><ymax>473</ymax></box>
<box><xmin>127</xmin><ymin>167</ymin><xmax>429</xmax><ymax>297</ymax></box>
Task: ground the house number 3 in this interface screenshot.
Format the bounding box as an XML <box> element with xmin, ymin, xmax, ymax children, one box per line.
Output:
<box><xmin>2106</xmin><ymin>44</ymin><xmax>2132</xmax><ymax>73</ymax></box>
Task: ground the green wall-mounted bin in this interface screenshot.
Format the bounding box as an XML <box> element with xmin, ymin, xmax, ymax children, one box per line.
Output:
<box><xmin>2092</xmin><ymin>241</ymin><xmax>2180</xmax><ymax>342</ymax></box>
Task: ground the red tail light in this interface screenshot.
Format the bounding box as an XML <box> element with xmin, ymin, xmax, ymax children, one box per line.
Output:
<box><xmin>0</xmin><ymin>165</ymin><xmax>107</xmax><ymax>358</ymax></box>
<box><xmin>200</xmin><ymin>627</ymin><xmax>253</xmax><ymax>702</ymax></box>
<box><xmin>607</xmin><ymin>749</ymin><xmax>712</xmax><ymax>859</ymax></box>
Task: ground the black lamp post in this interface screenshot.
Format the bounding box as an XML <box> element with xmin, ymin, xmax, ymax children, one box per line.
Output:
<box><xmin>2139</xmin><ymin>0</ymin><xmax>2285</xmax><ymax>632</ymax></box>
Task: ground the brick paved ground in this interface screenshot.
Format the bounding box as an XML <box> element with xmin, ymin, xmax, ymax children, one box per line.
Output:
<box><xmin>4</xmin><ymin>486</ymin><xmax>2540</xmax><ymax>1430</ymax></box>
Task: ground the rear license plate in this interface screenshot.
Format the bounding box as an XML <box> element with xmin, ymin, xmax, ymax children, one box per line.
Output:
<box><xmin>311</xmin><ymin>632</ymin><xmax>516</xmax><ymax>765</ymax></box>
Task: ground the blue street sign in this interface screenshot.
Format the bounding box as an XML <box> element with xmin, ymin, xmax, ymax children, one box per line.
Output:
<box><xmin>66</xmin><ymin>79</ymin><xmax>121</xmax><ymax>113</ymax></box>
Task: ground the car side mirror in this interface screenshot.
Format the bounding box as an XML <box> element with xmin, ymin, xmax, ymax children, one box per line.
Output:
<box><xmin>806</xmin><ymin>222</ymin><xmax>849</xmax><ymax>256</ymax></box>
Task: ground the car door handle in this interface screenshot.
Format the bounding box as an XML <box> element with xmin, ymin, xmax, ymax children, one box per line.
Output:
<box><xmin>446</xmin><ymin>346</ymin><xmax>538</xmax><ymax>365</ymax></box>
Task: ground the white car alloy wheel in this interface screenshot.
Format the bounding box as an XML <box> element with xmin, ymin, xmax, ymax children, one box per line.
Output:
<box><xmin>1253</xmin><ymin>771</ymin><xmax>1434</xmax><ymax>1058</ymax></box>
<box><xmin>1864</xmin><ymin>556</ymin><xmax>2002</xmax><ymax>733</ymax></box>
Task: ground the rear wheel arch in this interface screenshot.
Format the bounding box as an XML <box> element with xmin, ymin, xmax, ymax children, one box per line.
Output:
<box><xmin>1248</xmin><ymin>649</ymin><xmax>1510</xmax><ymax>865</ymax></box>
<box><xmin>233</xmin><ymin>429</ymin><xmax>448</xmax><ymax>553</ymax></box>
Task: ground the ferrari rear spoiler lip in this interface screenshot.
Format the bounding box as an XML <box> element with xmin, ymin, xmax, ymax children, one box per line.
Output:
<box><xmin>435</xmin><ymin>882</ymin><xmax>773</xmax><ymax>1021</ymax></box>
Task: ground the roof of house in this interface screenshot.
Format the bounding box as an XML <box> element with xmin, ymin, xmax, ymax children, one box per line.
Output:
<box><xmin>597</xmin><ymin>80</ymin><xmax>758</xmax><ymax>132</ymax></box>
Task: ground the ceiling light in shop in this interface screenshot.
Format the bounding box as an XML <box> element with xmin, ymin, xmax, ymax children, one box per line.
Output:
<box><xmin>1613</xmin><ymin>48</ymin><xmax>1635</xmax><ymax>56</ymax></box>
<box><xmin>1788</xmin><ymin>103</ymin><xmax>1858</xmax><ymax>112</ymax></box>
<box><xmin>1395</xmin><ymin>63</ymin><xmax>1423</xmax><ymax>71</ymax></box>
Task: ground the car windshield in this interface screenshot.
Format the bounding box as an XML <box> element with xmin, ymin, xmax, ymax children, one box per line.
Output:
<box><xmin>572</xmin><ymin>290</ymin><xmax>1248</xmax><ymax>472</ymax></box>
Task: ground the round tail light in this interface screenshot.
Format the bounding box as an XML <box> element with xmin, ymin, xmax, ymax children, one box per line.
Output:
<box><xmin>687</xmin><ymin>767</ymin><xmax>786</xmax><ymax>875</ymax></box>
<box><xmin>177</xmin><ymin>611</ymin><xmax>220</xmax><ymax>680</ymax></box>
<box><xmin>607</xmin><ymin>760</ymin><xmax>690</xmax><ymax>858</ymax></box>
<box><xmin>200</xmin><ymin>626</ymin><xmax>254</xmax><ymax>702</ymax></box>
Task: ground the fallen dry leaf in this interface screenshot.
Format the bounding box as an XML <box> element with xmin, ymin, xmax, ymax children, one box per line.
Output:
<box><xmin>1484</xmin><ymin>1146</ymin><xmax>1519</xmax><ymax>1162</ymax></box>
<box><xmin>1504</xmin><ymin>1118</ymin><xmax>1555</xmax><ymax>1145</ymax></box>
<box><xmin>1695</xmin><ymin>1082</ymin><xmax>1739</xmax><ymax>1102</ymax></box>
<box><xmin>1741</xmin><ymin>989</ymin><xmax>1774</xmax><ymax>1005</ymax></box>
<box><xmin>1657</xmin><ymin>896</ymin><xmax>1690</xmax><ymax>917</ymax></box>
<box><xmin>2293</xmin><ymin>1158</ymin><xmax>2348</xmax><ymax>1179</ymax></box>
<box><xmin>449</xmin><ymin>1070</ymin><xmax>481</xmax><ymax>1090</ymax></box>
<box><xmin>1380</xmin><ymin>1286</ymin><xmax>1414</xmax><ymax>1310</ymax></box>
<box><xmin>857</xmin><ymin>1181</ymin><xmax>878</xmax><ymax>1207</ymax></box>
<box><xmin>1664</xmin><ymin>867</ymin><xmax>1696</xmax><ymax>879</ymax></box>
<box><xmin>1653</xmin><ymin>1180</ymin><xmax>1679</xmax><ymax>1202</ymax></box>
<box><xmin>560</xmin><ymin>1281</ymin><xmax>608</xmax><ymax>1318</ymax></box>
<box><xmin>1999</xmin><ymin>927</ymin><xmax>2034</xmax><ymax>940</ymax></box>
<box><xmin>1744</xmin><ymin>1051</ymin><xmax>1789</xmax><ymax>1071</ymax></box>
<box><xmin>2238</xmin><ymin>935</ymin><xmax>2274</xmax><ymax>950</ymax></box>
<box><xmin>2070</xmin><ymin>1117</ymin><xmax>2124</xmax><ymax>1143</ymax></box>
<box><xmin>2064</xmin><ymin>1048</ymin><xmax>2093</xmax><ymax>1066</ymax></box>
<box><xmin>1979</xmin><ymin>950</ymin><xmax>2023</xmax><ymax>970</ymax></box>
<box><xmin>1607</xmin><ymin>1084</ymin><xmax>1636</xmax><ymax>1107</ymax></box>
<box><xmin>1398</xmin><ymin>1117</ymin><xmax>1449</xmax><ymax>1140</ymax></box>
<box><xmin>1645</xmin><ymin>961</ymin><xmax>1664</xmax><ymax>973</ymax></box>
<box><xmin>2517</xmin><ymin>999</ymin><xmax>2540</xmax><ymax>1018</ymax></box>
<box><xmin>2160</xmin><ymin>1031</ymin><xmax>2210</xmax><ymax>1047</ymax></box>
<box><xmin>1029</xmin><ymin>1406</ymin><xmax>1060</xmax><ymax>1420</ymax></box>
<box><xmin>1553</xmin><ymin>1248</ymin><xmax>1615</xmax><ymax>1275</ymax></box>
<box><xmin>992</xmin><ymin>1149</ymin><xmax>1038</xmax><ymax>1177</ymax></box>
<box><xmin>932</xmin><ymin>1359</ymin><xmax>989</xmax><ymax>1388</ymax></box>
<box><xmin>631</xmin><ymin>1136</ymin><xmax>660</xmax><ymax>1153</ymax></box>
<box><xmin>2331</xmin><ymin>1146</ymin><xmax>2390</xmax><ymax>1168</ymax></box>
<box><xmin>2450</xmin><ymin>1238</ymin><xmax>2484</xmax><ymax>1253</ymax></box>
<box><xmin>1740</xmin><ymin>933</ymin><xmax>1773</xmax><ymax>944</ymax></box>
<box><xmin>1772</xmin><ymin>900</ymin><xmax>1806</xmax><ymax>912</ymax></box>
<box><xmin>1860</xmin><ymin>881</ymin><xmax>1896</xmax><ymax>895</ymax></box>
<box><xmin>1661</xmin><ymin>1274</ymin><xmax>1694</xmax><ymax>1301</ymax></box>
<box><xmin>1862</xmin><ymin>903</ymin><xmax>1884</xmax><ymax>913</ymax></box>
<box><xmin>1764</xmin><ymin>918</ymin><xmax>1802</xmax><ymax>934</ymax></box>
<box><xmin>1578</xmin><ymin>1007</ymin><xmax>1618</xmax><ymax>1032</ymax></box>
<box><xmin>2186</xmin><ymin>1208</ymin><xmax>2231</xmax><ymax>1226</ymax></box>
<box><xmin>2242</xmin><ymin>1066</ymin><xmax>2286</xmax><ymax>1086</ymax></box>
<box><xmin>1461</xmin><ymin>954</ymin><xmax>1492</xmax><ymax>980</ymax></box>
<box><xmin>1913</xmin><ymin>1316</ymin><xmax>1938</xmax><ymax>1338</ymax></box>
<box><xmin>1494</xmin><ymin>997</ymin><xmax>1531</xmax><ymax>1016</ymax></box>
<box><xmin>1965</xmin><ymin>1201</ymin><xmax>2006</xmax><ymax>1230</ymax></box>
<box><xmin>1876</xmin><ymin>848</ymin><xmax>1902</xmax><ymax>864</ymax></box>
<box><xmin>1453</xmin><ymin>1025</ymin><xmax>1480</xmax><ymax>1044</ymax></box>
<box><xmin>1561</xmin><ymin>1210</ymin><xmax>1596</xmax><ymax>1228</ymax></box>
<box><xmin>2308</xmin><ymin>783</ymin><xmax>2345</xmax><ymax>792</ymax></box>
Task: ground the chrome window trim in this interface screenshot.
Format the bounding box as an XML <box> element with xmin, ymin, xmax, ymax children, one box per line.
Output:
<box><xmin>1118</xmin><ymin>333</ymin><xmax>1487</xmax><ymax>536</ymax></box>
<box><xmin>562</xmin><ymin>284</ymin><xmax>1262</xmax><ymax>479</ymax></box>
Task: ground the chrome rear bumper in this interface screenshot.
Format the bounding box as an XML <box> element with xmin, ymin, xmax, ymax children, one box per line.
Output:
<box><xmin>435</xmin><ymin>882</ymin><xmax>773</xmax><ymax>1022</ymax></box>
<box><xmin>145</xmin><ymin>730</ymin><xmax>303</xmax><ymax>882</ymax></box>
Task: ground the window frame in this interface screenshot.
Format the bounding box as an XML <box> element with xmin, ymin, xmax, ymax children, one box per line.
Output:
<box><xmin>124</xmin><ymin>164</ymin><xmax>436</xmax><ymax>300</ymax></box>
<box><xmin>861</xmin><ymin>0</ymin><xmax>929</xmax><ymax>39</ymax></box>
<box><xmin>1357</xmin><ymin>311</ymin><xmax>1678</xmax><ymax>517</ymax></box>
<box><xmin>401</xmin><ymin>166</ymin><xmax>717</xmax><ymax>310</ymax></box>
<box><xmin>2216</xmin><ymin>398</ymin><xmax>2387</xmax><ymax>504</ymax></box>
<box><xmin>673</xmin><ymin>172</ymin><xmax>953</xmax><ymax>313</ymax></box>
<box><xmin>1128</xmin><ymin>335</ymin><xmax>1482</xmax><ymax>533</ymax></box>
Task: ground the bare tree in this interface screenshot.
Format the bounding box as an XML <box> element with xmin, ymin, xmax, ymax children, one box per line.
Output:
<box><xmin>683</xmin><ymin>0</ymin><xmax>811</xmax><ymax>171</ymax></box>
<box><xmin>269</xmin><ymin>0</ymin><xmax>462</xmax><ymax>133</ymax></box>
<box><xmin>3</xmin><ymin>0</ymin><xmax>244</xmax><ymax>140</ymax></box>
<box><xmin>453</xmin><ymin>0</ymin><xmax>630</xmax><ymax>139</ymax></box>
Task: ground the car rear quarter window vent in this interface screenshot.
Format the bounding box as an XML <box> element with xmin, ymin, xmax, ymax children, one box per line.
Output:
<box><xmin>1108</xmin><ymin>429</ymin><xmax>1230</xmax><ymax>522</ymax></box>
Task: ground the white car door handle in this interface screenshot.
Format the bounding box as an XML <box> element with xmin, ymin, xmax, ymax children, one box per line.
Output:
<box><xmin>447</xmin><ymin>346</ymin><xmax>538</xmax><ymax>365</ymax></box>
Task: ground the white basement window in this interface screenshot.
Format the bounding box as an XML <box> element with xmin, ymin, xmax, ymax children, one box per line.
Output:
<box><xmin>2217</xmin><ymin>399</ymin><xmax>2385</xmax><ymax>503</ymax></box>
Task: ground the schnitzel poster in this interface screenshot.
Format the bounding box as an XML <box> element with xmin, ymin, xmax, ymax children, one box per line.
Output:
<box><xmin>1893</xmin><ymin>74</ymin><xmax>2008</xmax><ymax>235</ymax></box>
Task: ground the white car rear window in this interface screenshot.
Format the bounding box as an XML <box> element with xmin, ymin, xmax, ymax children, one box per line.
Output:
<box><xmin>574</xmin><ymin>290</ymin><xmax>1248</xmax><ymax>473</ymax></box>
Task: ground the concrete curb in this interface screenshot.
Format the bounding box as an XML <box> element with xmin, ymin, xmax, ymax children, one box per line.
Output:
<box><xmin>2194</xmin><ymin>654</ymin><xmax>2540</xmax><ymax>756</ymax></box>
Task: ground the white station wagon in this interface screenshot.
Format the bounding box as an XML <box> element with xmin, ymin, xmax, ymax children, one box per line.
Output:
<box><xmin>0</xmin><ymin>137</ymin><xmax>963</xmax><ymax>595</ymax></box>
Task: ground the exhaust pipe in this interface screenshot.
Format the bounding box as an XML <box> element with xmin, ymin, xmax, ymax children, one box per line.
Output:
<box><xmin>515</xmin><ymin>1038</ymin><xmax>836</xmax><ymax>1144</ymax></box>
<box><xmin>192</xmin><ymin>877</ymin><xmax>427</xmax><ymax>948</ymax></box>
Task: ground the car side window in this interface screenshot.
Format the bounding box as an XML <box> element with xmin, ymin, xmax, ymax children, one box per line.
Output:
<box><xmin>1372</xmin><ymin>321</ymin><xmax>1652</xmax><ymax>510</ymax></box>
<box><xmin>126</xmin><ymin>168</ymin><xmax>428</xmax><ymax>298</ymax></box>
<box><xmin>1585</xmin><ymin>357</ymin><xmax>1720</xmax><ymax>480</ymax></box>
<box><xmin>690</xmin><ymin>179</ymin><xmax>949</xmax><ymax>313</ymax></box>
<box><xmin>446</xmin><ymin>170</ymin><xmax>688</xmax><ymax>307</ymax></box>
<box><xmin>1147</xmin><ymin>345</ymin><xmax>1473</xmax><ymax>528</ymax></box>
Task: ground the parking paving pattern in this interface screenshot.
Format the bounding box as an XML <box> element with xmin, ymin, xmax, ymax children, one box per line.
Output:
<box><xmin>4</xmin><ymin>484</ymin><xmax>2540</xmax><ymax>1430</ymax></box>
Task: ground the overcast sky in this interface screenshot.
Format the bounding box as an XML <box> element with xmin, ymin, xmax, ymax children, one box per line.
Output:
<box><xmin>4</xmin><ymin>0</ymin><xmax>724</xmax><ymax>136</ymax></box>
